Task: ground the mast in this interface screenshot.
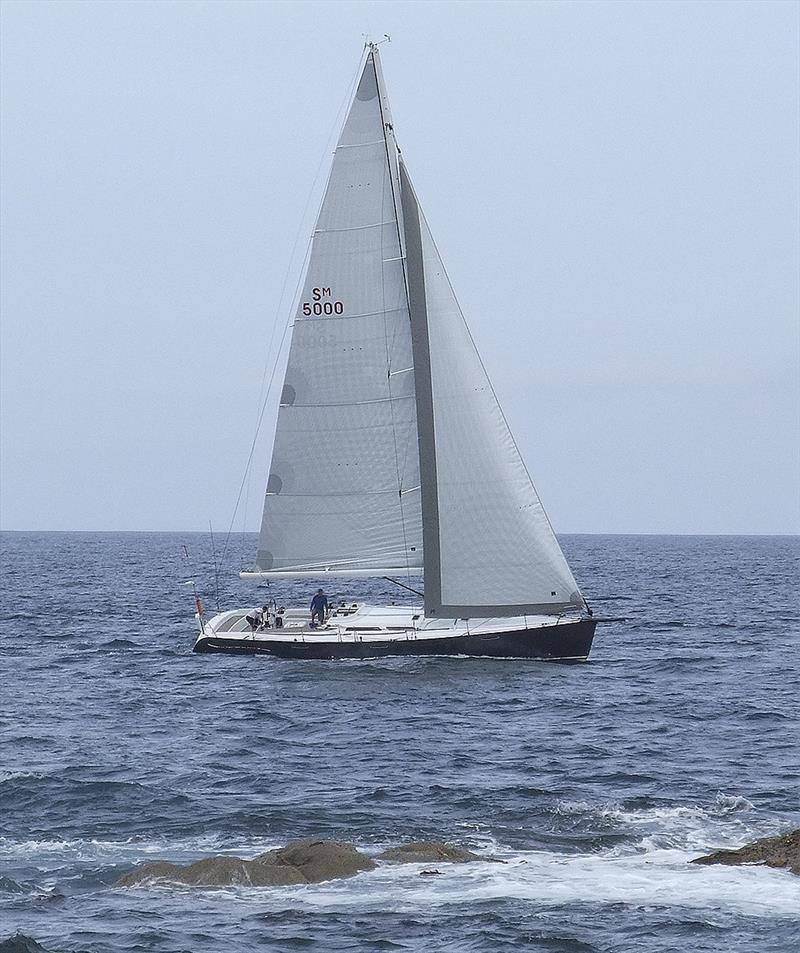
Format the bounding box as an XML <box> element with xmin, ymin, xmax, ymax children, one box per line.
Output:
<box><xmin>370</xmin><ymin>42</ymin><xmax>408</xmax><ymax>312</ymax></box>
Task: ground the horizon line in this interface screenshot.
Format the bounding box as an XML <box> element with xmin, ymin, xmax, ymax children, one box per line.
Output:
<box><xmin>1</xmin><ymin>528</ymin><xmax>798</xmax><ymax>538</ymax></box>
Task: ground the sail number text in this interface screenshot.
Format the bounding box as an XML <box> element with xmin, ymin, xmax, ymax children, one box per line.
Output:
<box><xmin>302</xmin><ymin>287</ymin><xmax>344</xmax><ymax>316</ymax></box>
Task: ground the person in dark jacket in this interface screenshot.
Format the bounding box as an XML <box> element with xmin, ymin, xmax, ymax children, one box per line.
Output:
<box><xmin>310</xmin><ymin>589</ymin><xmax>328</xmax><ymax>627</ymax></box>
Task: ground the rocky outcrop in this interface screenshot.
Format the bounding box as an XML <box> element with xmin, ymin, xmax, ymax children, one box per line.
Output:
<box><xmin>691</xmin><ymin>828</ymin><xmax>800</xmax><ymax>875</ymax></box>
<box><xmin>116</xmin><ymin>837</ymin><xmax>490</xmax><ymax>888</ymax></box>
<box><xmin>116</xmin><ymin>855</ymin><xmax>307</xmax><ymax>887</ymax></box>
<box><xmin>0</xmin><ymin>936</ymin><xmax>51</xmax><ymax>953</ymax></box>
<box><xmin>116</xmin><ymin>861</ymin><xmax>187</xmax><ymax>887</ymax></box>
<box><xmin>0</xmin><ymin>877</ymin><xmax>26</xmax><ymax>894</ymax></box>
<box><xmin>257</xmin><ymin>838</ymin><xmax>376</xmax><ymax>882</ymax></box>
<box><xmin>116</xmin><ymin>838</ymin><xmax>375</xmax><ymax>887</ymax></box>
<box><xmin>377</xmin><ymin>841</ymin><xmax>483</xmax><ymax>864</ymax></box>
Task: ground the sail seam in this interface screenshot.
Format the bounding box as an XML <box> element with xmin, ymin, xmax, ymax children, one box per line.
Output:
<box><xmin>296</xmin><ymin>306</ymin><xmax>406</xmax><ymax>322</ymax></box>
<box><xmin>281</xmin><ymin>395</ymin><xmax>414</xmax><ymax>407</ymax></box>
<box><xmin>335</xmin><ymin>139</ymin><xmax>386</xmax><ymax>149</ymax></box>
<box><xmin>266</xmin><ymin>490</ymin><xmax>411</xmax><ymax>498</ymax></box>
<box><xmin>314</xmin><ymin>220</ymin><xmax>395</xmax><ymax>234</ymax></box>
<box><xmin>245</xmin><ymin>567</ymin><xmax>423</xmax><ymax>578</ymax></box>
<box><xmin>259</xmin><ymin>551</ymin><xmax>420</xmax><ymax>568</ymax></box>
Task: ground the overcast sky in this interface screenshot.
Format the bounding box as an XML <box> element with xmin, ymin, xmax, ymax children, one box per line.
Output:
<box><xmin>1</xmin><ymin>0</ymin><xmax>798</xmax><ymax>534</ymax></box>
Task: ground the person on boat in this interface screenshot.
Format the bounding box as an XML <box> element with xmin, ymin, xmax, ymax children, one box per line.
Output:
<box><xmin>245</xmin><ymin>606</ymin><xmax>269</xmax><ymax>631</ymax></box>
<box><xmin>310</xmin><ymin>589</ymin><xmax>328</xmax><ymax>627</ymax></box>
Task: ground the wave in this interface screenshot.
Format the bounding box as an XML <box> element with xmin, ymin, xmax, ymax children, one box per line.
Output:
<box><xmin>554</xmin><ymin>792</ymin><xmax>754</xmax><ymax>821</ymax></box>
<box><xmin>3</xmin><ymin>820</ymin><xmax>798</xmax><ymax>922</ymax></box>
<box><xmin>150</xmin><ymin>847</ymin><xmax>800</xmax><ymax>921</ymax></box>
<box><xmin>381</xmin><ymin>849</ymin><xmax>800</xmax><ymax>920</ymax></box>
<box><xmin>546</xmin><ymin>792</ymin><xmax>785</xmax><ymax>857</ymax></box>
<box><xmin>0</xmin><ymin>771</ymin><xmax>39</xmax><ymax>784</ymax></box>
<box><xmin>0</xmin><ymin>833</ymin><xmax>285</xmax><ymax>865</ymax></box>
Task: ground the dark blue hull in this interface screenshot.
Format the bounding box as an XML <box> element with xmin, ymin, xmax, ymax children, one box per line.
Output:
<box><xmin>193</xmin><ymin>619</ymin><xmax>596</xmax><ymax>662</ymax></box>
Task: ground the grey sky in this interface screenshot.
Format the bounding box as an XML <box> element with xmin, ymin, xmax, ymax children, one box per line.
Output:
<box><xmin>1</xmin><ymin>0</ymin><xmax>798</xmax><ymax>534</ymax></box>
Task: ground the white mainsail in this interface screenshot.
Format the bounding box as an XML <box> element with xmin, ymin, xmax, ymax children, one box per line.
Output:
<box><xmin>254</xmin><ymin>47</ymin><xmax>584</xmax><ymax>617</ymax></box>
<box><xmin>256</xmin><ymin>52</ymin><xmax>422</xmax><ymax>577</ymax></box>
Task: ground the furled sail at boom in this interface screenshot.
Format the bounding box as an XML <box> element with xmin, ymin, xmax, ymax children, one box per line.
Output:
<box><xmin>255</xmin><ymin>47</ymin><xmax>584</xmax><ymax>618</ymax></box>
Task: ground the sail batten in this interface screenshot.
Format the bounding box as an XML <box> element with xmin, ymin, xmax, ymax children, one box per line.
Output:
<box><xmin>335</xmin><ymin>139</ymin><xmax>387</xmax><ymax>150</ymax></box>
<box><xmin>315</xmin><ymin>220</ymin><xmax>398</xmax><ymax>234</ymax></box>
<box><xmin>283</xmin><ymin>395</ymin><xmax>414</xmax><ymax>408</ymax></box>
<box><xmin>242</xmin><ymin>567</ymin><xmax>423</xmax><ymax>580</ymax></box>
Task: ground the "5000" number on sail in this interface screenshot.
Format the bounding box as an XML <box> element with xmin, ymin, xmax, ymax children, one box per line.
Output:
<box><xmin>302</xmin><ymin>287</ymin><xmax>344</xmax><ymax>316</ymax></box>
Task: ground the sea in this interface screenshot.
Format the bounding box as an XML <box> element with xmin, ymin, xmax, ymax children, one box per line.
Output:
<box><xmin>1</xmin><ymin>532</ymin><xmax>798</xmax><ymax>953</ymax></box>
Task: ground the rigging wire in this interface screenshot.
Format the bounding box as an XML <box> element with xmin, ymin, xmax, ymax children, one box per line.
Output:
<box><xmin>382</xmin><ymin>576</ymin><xmax>423</xmax><ymax>598</ymax></box>
<box><xmin>218</xmin><ymin>50</ymin><xmax>369</xmax><ymax>571</ymax></box>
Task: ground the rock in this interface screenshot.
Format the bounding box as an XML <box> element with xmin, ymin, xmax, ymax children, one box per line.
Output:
<box><xmin>377</xmin><ymin>840</ymin><xmax>482</xmax><ymax>864</ymax></box>
<box><xmin>174</xmin><ymin>856</ymin><xmax>262</xmax><ymax>887</ymax></box>
<box><xmin>691</xmin><ymin>828</ymin><xmax>800</xmax><ymax>876</ymax></box>
<box><xmin>0</xmin><ymin>877</ymin><xmax>26</xmax><ymax>894</ymax></box>
<box><xmin>245</xmin><ymin>861</ymin><xmax>308</xmax><ymax>887</ymax></box>
<box><xmin>0</xmin><ymin>935</ymin><xmax>51</xmax><ymax>953</ymax></box>
<box><xmin>115</xmin><ymin>837</ymin><xmax>494</xmax><ymax>889</ymax></box>
<box><xmin>115</xmin><ymin>861</ymin><xmax>185</xmax><ymax>887</ymax></box>
<box><xmin>116</xmin><ymin>839</ymin><xmax>375</xmax><ymax>888</ymax></box>
<box><xmin>254</xmin><ymin>839</ymin><xmax>376</xmax><ymax>883</ymax></box>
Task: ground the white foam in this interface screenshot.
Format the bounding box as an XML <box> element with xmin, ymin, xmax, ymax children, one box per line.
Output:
<box><xmin>273</xmin><ymin>850</ymin><xmax>800</xmax><ymax>920</ymax></box>
<box><xmin>0</xmin><ymin>834</ymin><xmax>284</xmax><ymax>866</ymax></box>
<box><xmin>552</xmin><ymin>792</ymin><xmax>770</xmax><ymax>854</ymax></box>
<box><xmin>5</xmin><ymin>807</ymin><xmax>797</xmax><ymax>922</ymax></box>
<box><xmin>555</xmin><ymin>791</ymin><xmax>755</xmax><ymax>827</ymax></box>
<box><xmin>0</xmin><ymin>770</ymin><xmax>38</xmax><ymax>783</ymax></box>
<box><xmin>134</xmin><ymin>843</ymin><xmax>800</xmax><ymax>922</ymax></box>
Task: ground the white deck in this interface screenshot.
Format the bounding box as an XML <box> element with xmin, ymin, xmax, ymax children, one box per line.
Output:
<box><xmin>195</xmin><ymin>603</ymin><xmax>582</xmax><ymax>647</ymax></box>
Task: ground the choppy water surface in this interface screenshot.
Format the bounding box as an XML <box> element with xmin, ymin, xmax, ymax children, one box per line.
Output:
<box><xmin>1</xmin><ymin>532</ymin><xmax>798</xmax><ymax>952</ymax></box>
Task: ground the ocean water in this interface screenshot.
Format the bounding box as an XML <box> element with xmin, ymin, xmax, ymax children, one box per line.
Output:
<box><xmin>0</xmin><ymin>532</ymin><xmax>798</xmax><ymax>953</ymax></box>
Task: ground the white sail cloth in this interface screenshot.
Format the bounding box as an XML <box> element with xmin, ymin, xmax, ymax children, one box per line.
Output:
<box><xmin>255</xmin><ymin>49</ymin><xmax>584</xmax><ymax>616</ymax></box>
<box><xmin>400</xmin><ymin>162</ymin><xmax>582</xmax><ymax>616</ymax></box>
<box><xmin>256</xmin><ymin>55</ymin><xmax>422</xmax><ymax>575</ymax></box>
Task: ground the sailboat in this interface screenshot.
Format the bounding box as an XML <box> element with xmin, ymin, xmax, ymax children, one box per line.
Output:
<box><xmin>193</xmin><ymin>43</ymin><xmax>597</xmax><ymax>661</ymax></box>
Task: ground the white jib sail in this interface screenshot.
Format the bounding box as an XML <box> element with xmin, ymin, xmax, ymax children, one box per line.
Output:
<box><xmin>399</xmin><ymin>161</ymin><xmax>583</xmax><ymax>617</ymax></box>
<box><xmin>255</xmin><ymin>53</ymin><xmax>422</xmax><ymax>575</ymax></box>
